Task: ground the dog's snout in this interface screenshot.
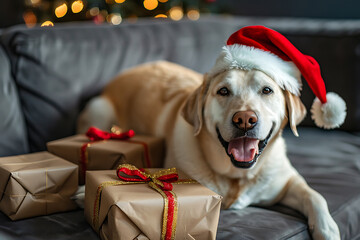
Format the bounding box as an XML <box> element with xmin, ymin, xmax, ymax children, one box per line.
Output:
<box><xmin>232</xmin><ymin>111</ymin><xmax>258</xmax><ymax>130</ymax></box>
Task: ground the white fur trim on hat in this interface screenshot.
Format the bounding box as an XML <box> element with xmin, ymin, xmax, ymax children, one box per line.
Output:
<box><xmin>208</xmin><ymin>44</ymin><xmax>302</xmax><ymax>95</ymax></box>
<box><xmin>310</xmin><ymin>92</ymin><xmax>347</xmax><ymax>129</ymax></box>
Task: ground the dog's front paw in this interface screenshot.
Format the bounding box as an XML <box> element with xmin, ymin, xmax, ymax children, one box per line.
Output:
<box><xmin>227</xmin><ymin>195</ymin><xmax>251</xmax><ymax>210</ymax></box>
<box><xmin>309</xmin><ymin>214</ymin><xmax>340</xmax><ymax>240</ymax></box>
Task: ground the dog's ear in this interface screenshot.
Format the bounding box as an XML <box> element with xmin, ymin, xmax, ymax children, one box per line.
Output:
<box><xmin>181</xmin><ymin>74</ymin><xmax>210</xmax><ymax>136</ymax></box>
<box><xmin>284</xmin><ymin>91</ymin><xmax>307</xmax><ymax>137</ymax></box>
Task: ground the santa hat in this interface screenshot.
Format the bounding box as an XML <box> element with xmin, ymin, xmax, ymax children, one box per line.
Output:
<box><xmin>209</xmin><ymin>25</ymin><xmax>346</xmax><ymax>129</ymax></box>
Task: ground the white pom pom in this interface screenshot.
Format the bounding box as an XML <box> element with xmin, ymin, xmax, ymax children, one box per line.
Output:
<box><xmin>310</xmin><ymin>92</ymin><xmax>347</xmax><ymax>129</ymax></box>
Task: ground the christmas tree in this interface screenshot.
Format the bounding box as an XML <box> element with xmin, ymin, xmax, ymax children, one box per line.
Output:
<box><xmin>22</xmin><ymin>0</ymin><xmax>219</xmax><ymax>27</ymax></box>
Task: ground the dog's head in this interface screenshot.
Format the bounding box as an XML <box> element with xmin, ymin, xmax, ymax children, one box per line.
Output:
<box><xmin>181</xmin><ymin>69</ymin><xmax>306</xmax><ymax>174</ymax></box>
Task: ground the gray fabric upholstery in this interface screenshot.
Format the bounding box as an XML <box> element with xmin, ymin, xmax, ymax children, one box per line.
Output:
<box><xmin>0</xmin><ymin>44</ymin><xmax>28</xmax><ymax>156</ymax></box>
<box><xmin>0</xmin><ymin>209</ymin><xmax>97</xmax><ymax>240</ymax></box>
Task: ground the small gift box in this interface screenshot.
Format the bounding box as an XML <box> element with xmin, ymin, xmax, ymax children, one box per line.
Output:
<box><xmin>85</xmin><ymin>164</ymin><xmax>222</xmax><ymax>240</ymax></box>
<box><xmin>47</xmin><ymin>127</ymin><xmax>165</xmax><ymax>184</ymax></box>
<box><xmin>0</xmin><ymin>151</ymin><xmax>78</xmax><ymax>220</ymax></box>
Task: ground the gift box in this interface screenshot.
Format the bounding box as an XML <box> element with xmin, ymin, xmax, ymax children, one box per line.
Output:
<box><xmin>47</xmin><ymin>128</ymin><xmax>165</xmax><ymax>184</ymax></box>
<box><xmin>0</xmin><ymin>151</ymin><xmax>78</xmax><ymax>220</ymax></box>
<box><xmin>85</xmin><ymin>164</ymin><xmax>222</xmax><ymax>240</ymax></box>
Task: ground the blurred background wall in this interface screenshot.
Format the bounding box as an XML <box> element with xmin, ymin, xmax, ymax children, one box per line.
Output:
<box><xmin>219</xmin><ymin>0</ymin><xmax>360</xmax><ymax>19</ymax></box>
<box><xmin>1</xmin><ymin>0</ymin><xmax>360</xmax><ymax>28</ymax></box>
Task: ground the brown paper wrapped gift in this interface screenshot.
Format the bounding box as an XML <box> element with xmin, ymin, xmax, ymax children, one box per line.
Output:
<box><xmin>85</xmin><ymin>165</ymin><xmax>222</xmax><ymax>240</ymax></box>
<box><xmin>47</xmin><ymin>132</ymin><xmax>165</xmax><ymax>184</ymax></box>
<box><xmin>0</xmin><ymin>151</ymin><xmax>78</xmax><ymax>220</ymax></box>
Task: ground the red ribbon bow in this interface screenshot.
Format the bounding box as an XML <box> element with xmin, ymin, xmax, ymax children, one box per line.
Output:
<box><xmin>86</xmin><ymin>126</ymin><xmax>135</xmax><ymax>141</ymax></box>
<box><xmin>117</xmin><ymin>164</ymin><xmax>179</xmax><ymax>191</ymax></box>
<box><xmin>93</xmin><ymin>164</ymin><xmax>197</xmax><ymax>239</ymax></box>
<box><xmin>116</xmin><ymin>164</ymin><xmax>179</xmax><ymax>240</ymax></box>
<box><xmin>79</xmin><ymin>127</ymin><xmax>136</xmax><ymax>184</ymax></box>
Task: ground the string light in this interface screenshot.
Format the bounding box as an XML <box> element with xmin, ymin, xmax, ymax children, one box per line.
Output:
<box><xmin>23</xmin><ymin>0</ymin><xmax>209</xmax><ymax>25</ymax></box>
<box><xmin>154</xmin><ymin>14</ymin><xmax>167</xmax><ymax>18</ymax></box>
<box><xmin>55</xmin><ymin>3</ymin><xmax>68</xmax><ymax>18</ymax></box>
<box><xmin>71</xmin><ymin>1</ymin><xmax>84</xmax><ymax>13</ymax></box>
<box><xmin>169</xmin><ymin>7</ymin><xmax>183</xmax><ymax>21</ymax></box>
<box><xmin>41</xmin><ymin>21</ymin><xmax>54</xmax><ymax>27</ymax></box>
<box><xmin>143</xmin><ymin>0</ymin><xmax>158</xmax><ymax>11</ymax></box>
<box><xmin>187</xmin><ymin>9</ymin><xmax>200</xmax><ymax>21</ymax></box>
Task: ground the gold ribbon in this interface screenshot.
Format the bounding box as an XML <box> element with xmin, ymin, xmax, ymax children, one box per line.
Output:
<box><xmin>92</xmin><ymin>164</ymin><xmax>197</xmax><ymax>240</ymax></box>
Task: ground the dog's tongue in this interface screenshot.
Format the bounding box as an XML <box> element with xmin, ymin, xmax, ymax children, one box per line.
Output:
<box><xmin>228</xmin><ymin>138</ymin><xmax>260</xmax><ymax>162</ymax></box>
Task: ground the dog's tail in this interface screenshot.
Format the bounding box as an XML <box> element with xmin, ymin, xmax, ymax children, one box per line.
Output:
<box><xmin>77</xmin><ymin>96</ymin><xmax>118</xmax><ymax>134</ymax></box>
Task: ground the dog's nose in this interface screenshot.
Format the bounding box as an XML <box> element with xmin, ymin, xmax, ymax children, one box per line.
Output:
<box><xmin>232</xmin><ymin>111</ymin><xmax>258</xmax><ymax>130</ymax></box>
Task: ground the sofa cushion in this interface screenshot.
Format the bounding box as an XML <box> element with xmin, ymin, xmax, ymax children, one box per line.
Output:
<box><xmin>0</xmin><ymin>43</ymin><xmax>28</xmax><ymax>156</ymax></box>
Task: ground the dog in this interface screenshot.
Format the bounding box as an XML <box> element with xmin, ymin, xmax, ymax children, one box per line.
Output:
<box><xmin>78</xmin><ymin>60</ymin><xmax>340</xmax><ymax>240</ymax></box>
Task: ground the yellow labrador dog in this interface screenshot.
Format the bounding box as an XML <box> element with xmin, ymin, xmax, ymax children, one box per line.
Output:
<box><xmin>78</xmin><ymin>60</ymin><xmax>340</xmax><ymax>240</ymax></box>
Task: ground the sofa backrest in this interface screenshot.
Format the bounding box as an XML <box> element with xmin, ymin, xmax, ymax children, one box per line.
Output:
<box><xmin>0</xmin><ymin>43</ymin><xmax>29</xmax><ymax>156</ymax></box>
<box><xmin>1</xmin><ymin>16</ymin><xmax>360</xmax><ymax>154</ymax></box>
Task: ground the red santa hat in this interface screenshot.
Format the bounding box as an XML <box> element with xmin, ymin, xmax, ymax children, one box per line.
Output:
<box><xmin>209</xmin><ymin>25</ymin><xmax>346</xmax><ymax>129</ymax></box>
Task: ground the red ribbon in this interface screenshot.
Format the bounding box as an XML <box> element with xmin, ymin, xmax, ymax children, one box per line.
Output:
<box><xmin>117</xmin><ymin>165</ymin><xmax>178</xmax><ymax>191</ymax></box>
<box><xmin>86</xmin><ymin>126</ymin><xmax>135</xmax><ymax>141</ymax></box>
<box><xmin>79</xmin><ymin>127</ymin><xmax>137</xmax><ymax>183</ymax></box>
<box><xmin>116</xmin><ymin>164</ymin><xmax>179</xmax><ymax>240</ymax></box>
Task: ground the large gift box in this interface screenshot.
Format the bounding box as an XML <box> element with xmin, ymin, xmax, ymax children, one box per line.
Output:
<box><xmin>47</xmin><ymin>127</ymin><xmax>165</xmax><ymax>184</ymax></box>
<box><xmin>85</xmin><ymin>164</ymin><xmax>222</xmax><ymax>240</ymax></box>
<box><xmin>0</xmin><ymin>151</ymin><xmax>78</xmax><ymax>220</ymax></box>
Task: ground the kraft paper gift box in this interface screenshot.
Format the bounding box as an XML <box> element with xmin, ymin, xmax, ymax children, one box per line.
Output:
<box><xmin>84</xmin><ymin>165</ymin><xmax>222</xmax><ymax>240</ymax></box>
<box><xmin>0</xmin><ymin>151</ymin><xmax>78</xmax><ymax>220</ymax></box>
<box><xmin>47</xmin><ymin>129</ymin><xmax>165</xmax><ymax>184</ymax></box>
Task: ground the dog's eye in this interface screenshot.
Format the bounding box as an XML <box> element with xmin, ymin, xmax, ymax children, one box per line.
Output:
<box><xmin>217</xmin><ymin>87</ymin><xmax>230</xmax><ymax>96</ymax></box>
<box><xmin>262</xmin><ymin>87</ymin><xmax>273</xmax><ymax>95</ymax></box>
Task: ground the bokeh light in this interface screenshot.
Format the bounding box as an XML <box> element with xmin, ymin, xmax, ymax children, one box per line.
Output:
<box><xmin>187</xmin><ymin>9</ymin><xmax>200</xmax><ymax>21</ymax></box>
<box><xmin>143</xmin><ymin>0</ymin><xmax>158</xmax><ymax>11</ymax></box>
<box><xmin>71</xmin><ymin>1</ymin><xmax>84</xmax><ymax>14</ymax></box>
<box><xmin>169</xmin><ymin>7</ymin><xmax>183</xmax><ymax>21</ymax></box>
<box><xmin>23</xmin><ymin>10</ymin><xmax>37</xmax><ymax>28</ymax></box>
<box><xmin>55</xmin><ymin>3</ymin><xmax>68</xmax><ymax>18</ymax></box>
<box><xmin>41</xmin><ymin>21</ymin><xmax>54</xmax><ymax>27</ymax></box>
<box><xmin>154</xmin><ymin>14</ymin><xmax>167</xmax><ymax>18</ymax></box>
<box><xmin>30</xmin><ymin>0</ymin><xmax>41</xmax><ymax>5</ymax></box>
<box><xmin>89</xmin><ymin>7</ymin><xmax>100</xmax><ymax>16</ymax></box>
<box><xmin>21</xmin><ymin>0</ymin><xmax>208</xmax><ymax>26</ymax></box>
<box><xmin>107</xmin><ymin>13</ymin><xmax>122</xmax><ymax>25</ymax></box>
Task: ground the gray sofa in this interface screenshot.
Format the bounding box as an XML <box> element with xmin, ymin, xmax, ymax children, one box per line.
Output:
<box><xmin>0</xmin><ymin>16</ymin><xmax>360</xmax><ymax>239</ymax></box>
